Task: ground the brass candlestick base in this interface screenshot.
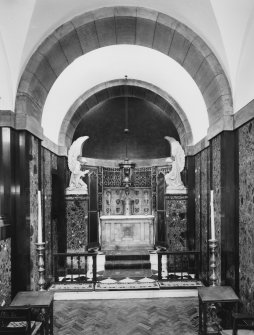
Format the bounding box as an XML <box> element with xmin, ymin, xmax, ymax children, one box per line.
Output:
<box><xmin>35</xmin><ymin>242</ymin><xmax>46</xmax><ymax>291</ymax></box>
<box><xmin>209</xmin><ymin>238</ymin><xmax>218</xmax><ymax>286</ymax></box>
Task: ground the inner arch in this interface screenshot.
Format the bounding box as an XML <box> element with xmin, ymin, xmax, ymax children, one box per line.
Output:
<box><xmin>59</xmin><ymin>79</ymin><xmax>193</xmax><ymax>150</ymax></box>
<box><xmin>42</xmin><ymin>45</ymin><xmax>207</xmax><ymax>144</ymax></box>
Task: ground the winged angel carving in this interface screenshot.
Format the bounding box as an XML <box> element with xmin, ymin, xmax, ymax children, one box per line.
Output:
<box><xmin>66</xmin><ymin>136</ymin><xmax>90</xmax><ymax>194</ymax></box>
<box><xmin>164</xmin><ymin>136</ymin><xmax>186</xmax><ymax>194</ymax></box>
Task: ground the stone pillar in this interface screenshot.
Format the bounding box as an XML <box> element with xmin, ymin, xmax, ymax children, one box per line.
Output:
<box><xmin>65</xmin><ymin>194</ymin><xmax>89</xmax><ymax>252</ymax></box>
<box><xmin>165</xmin><ymin>194</ymin><xmax>188</xmax><ymax>251</ymax></box>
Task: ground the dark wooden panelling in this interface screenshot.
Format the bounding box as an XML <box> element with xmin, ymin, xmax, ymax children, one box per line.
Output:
<box><xmin>12</xmin><ymin>131</ymin><xmax>31</xmax><ymax>296</ymax></box>
<box><xmin>57</xmin><ymin>156</ymin><xmax>67</xmax><ymax>253</ymax></box>
<box><xmin>156</xmin><ymin>172</ymin><xmax>166</xmax><ymax>245</ymax></box>
<box><xmin>2</xmin><ymin>128</ymin><xmax>11</xmax><ymax>224</ymax></box>
<box><xmin>200</xmin><ymin>148</ymin><xmax>209</xmax><ymax>282</ymax></box>
<box><xmin>186</xmin><ymin>156</ymin><xmax>195</xmax><ymax>250</ymax></box>
<box><xmin>234</xmin><ymin>130</ymin><xmax>239</xmax><ymax>295</ymax></box>
<box><xmin>88</xmin><ymin>169</ymin><xmax>98</xmax><ymax>244</ymax></box>
<box><xmin>220</xmin><ymin>131</ymin><xmax>238</xmax><ymax>289</ymax></box>
<box><xmin>88</xmin><ymin>211</ymin><xmax>98</xmax><ymax>245</ymax></box>
<box><xmin>0</xmin><ymin>127</ymin><xmax>14</xmax><ymax>240</ymax></box>
<box><xmin>156</xmin><ymin>211</ymin><xmax>166</xmax><ymax>245</ymax></box>
<box><xmin>157</xmin><ymin>172</ymin><xmax>165</xmax><ymax>211</ymax></box>
<box><xmin>195</xmin><ymin>148</ymin><xmax>210</xmax><ymax>284</ymax></box>
<box><xmin>0</xmin><ymin>128</ymin><xmax>3</xmax><ymax>219</ymax></box>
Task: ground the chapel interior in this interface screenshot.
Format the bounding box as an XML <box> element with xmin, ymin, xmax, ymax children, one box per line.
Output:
<box><xmin>0</xmin><ymin>1</ymin><xmax>254</xmax><ymax>334</ymax></box>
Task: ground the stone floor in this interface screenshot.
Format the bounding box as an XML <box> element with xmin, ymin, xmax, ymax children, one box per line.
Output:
<box><xmin>54</xmin><ymin>297</ymin><xmax>199</xmax><ymax>335</ymax></box>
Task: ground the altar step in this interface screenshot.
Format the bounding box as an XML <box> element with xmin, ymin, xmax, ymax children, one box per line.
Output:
<box><xmin>105</xmin><ymin>260</ymin><xmax>151</xmax><ymax>269</ymax></box>
<box><xmin>106</xmin><ymin>250</ymin><xmax>150</xmax><ymax>261</ymax></box>
<box><xmin>103</xmin><ymin>250</ymin><xmax>152</xmax><ymax>278</ymax></box>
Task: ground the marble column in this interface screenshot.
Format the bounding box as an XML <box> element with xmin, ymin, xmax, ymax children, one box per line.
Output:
<box><xmin>165</xmin><ymin>193</ymin><xmax>188</xmax><ymax>251</ymax></box>
<box><xmin>65</xmin><ymin>194</ymin><xmax>89</xmax><ymax>252</ymax></box>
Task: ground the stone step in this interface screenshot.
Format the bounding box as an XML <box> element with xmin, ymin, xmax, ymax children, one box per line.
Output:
<box><xmin>106</xmin><ymin>253</ymin><xmax>150</xmax><ymax>261</ymax></box>
<box><xmin>105</xmin><ymin>259</ymin><xmax>151</xmax><ymax>270</ymax></box>
<box><xmin>54</xmin><ymin>289</ymin><xmax>198</xmax><ymax>300</ymax></box>
<box><xmin>104</xmin><ymin>244</ymin><xmax>153</xmax><ymax>251</ymax></box>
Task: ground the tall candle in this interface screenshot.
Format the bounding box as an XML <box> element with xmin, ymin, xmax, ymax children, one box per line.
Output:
<box><xmin>210</xmin><ymin>190</ymin><xmax>215</xmax><ymax>240</ymax></box>
<box><xmin>38</xmin><ymin>191</ymin><xmax>42</xmax><ymax>243</ymax></box>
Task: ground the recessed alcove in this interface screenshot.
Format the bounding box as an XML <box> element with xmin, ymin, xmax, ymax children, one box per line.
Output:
<box><xmin>74</xmin><ymin>97</ymin><xmax>178</xmax><ymax>160</ymax></box>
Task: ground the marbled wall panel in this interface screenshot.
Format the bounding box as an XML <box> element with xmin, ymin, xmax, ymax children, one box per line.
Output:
<box><xmin>238</xmin><ymin>119</ymin><xmax>254</xmax><ymax>313</ymax></box>
<box><xmin>66</xmin><ymin>195</ymin><xmax>88</xmax><ymax>252</ymax></box>
<box><xmin>194</xmin><ymin>153</ymin><xmax>201</xmax><ymax>251</ymax></box>
<box><xmin>165</xmin><ymin>195</ymin><xmax>188</xmax><ymax>251</ymax></box>
<box><xmin>200</xmin><ymin>148</ymin><xmax>209</xmax><ymax>281</ymax></box>
<box><xmin>0</xmin><ymin>239</ymin><xmax>11</xmax><ymax>306</ymax></box>
<box><xmin>29</xmin><ymin>140</ymin><xmax>60</xmax><ymax>288</ymax></box>
<box><xmin>43</xmin><ymin>148</ymin><xmax>53</xmax><ymax>282</ymax></box>
<box><xmin>29</xmin><ymin>136</ymin><xmax>39</xmax><ymax>291</ymax></box>
<box><xmin>212</xmin><ymin>135</ymin><xmax>222</xmax><ymax>285</ymax></box>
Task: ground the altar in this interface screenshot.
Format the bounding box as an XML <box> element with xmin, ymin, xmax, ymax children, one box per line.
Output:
<box><xmin>100</xmin><ymin>215</ymin><xmax>155</xmax><ymax>250</ymax></box>
<box><xmin>63</xmin><ymin>136</ymin><xmax>188</xmax><ymax>253</ymax></box>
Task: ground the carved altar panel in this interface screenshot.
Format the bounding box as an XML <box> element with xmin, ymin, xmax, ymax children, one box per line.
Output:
<box><xmin>102</xmin><ymin>188</ymin><xmax>152</xmax><ymax>216</ymax></box>
<box><xmin>100</xmin><ymin>215</ymin><xmax>154</xmax><ymax>250</ymax></box>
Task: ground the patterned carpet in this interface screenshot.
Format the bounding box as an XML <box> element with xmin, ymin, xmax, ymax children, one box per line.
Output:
<box><xmin>54</xmin><ymin>297</ymin><xmax>199</xmax><ymax>334</ymax></box>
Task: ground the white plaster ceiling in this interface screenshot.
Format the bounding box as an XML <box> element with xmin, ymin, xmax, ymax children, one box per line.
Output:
<box><xmin>42</xmin><ymin>45</ymin><xmax>207</xmax><ymax>145</ymax></box>
<box><xmin>0</xmin><ymin>0</ymin><xmax>254</xmax><ymax>142</ymax></box>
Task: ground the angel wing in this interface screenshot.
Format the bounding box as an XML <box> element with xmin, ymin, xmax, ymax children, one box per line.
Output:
<box><xmin>164</xmin><ymin>136</ymin><xmax>185</xmax><ymax>172</ymax></box>
<box><xmin>68</xmin><ymin>136</ymin><xmax>89</xmax><ymax>172</ymax></box>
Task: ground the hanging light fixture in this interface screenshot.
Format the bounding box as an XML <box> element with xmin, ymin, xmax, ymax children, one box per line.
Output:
<box><xmin>119</xmin><ymin>75</ymin><xmax>135</xmax><ymax>189</ymax></box>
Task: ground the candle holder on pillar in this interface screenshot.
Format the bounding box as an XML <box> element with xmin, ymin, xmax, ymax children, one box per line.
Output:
<box><xmin>209</xmin><ymin>238</ymin><xmax>218</xmax><ymax>286</ymax></box>
<box><xmin>35</xmin><ymin>242</ymin><xmax>46</xmax><ymax>291</ymax></box>
<box><xmin>207</xmin><ymin>239</ymin><xmax>221</xmax><ymax>332</ymax></box>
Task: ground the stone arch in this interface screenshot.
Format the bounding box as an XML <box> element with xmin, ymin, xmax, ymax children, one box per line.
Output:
<box><xmin>59</xmin><ymin>79</ymin><xmax>193</xmax><ymax>151</ymax></box>
<box><xmin>15</xmin><ymin>6</ymin><xmax>232</xmax><ymax>143</ymax></box>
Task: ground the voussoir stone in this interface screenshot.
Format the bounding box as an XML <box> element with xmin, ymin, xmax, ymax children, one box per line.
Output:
<box><xmin>75</xmin><ymin>22</ymin><xmax>100</xmax><ymax>54</ymax></box>
<box><xmin>58</xmin><ymin>29</ymin><xmax>83</xmax><ymax>64</ymax></box>
<box><xmin>95</xmin><ymin>17</ymin><xmax>117</xmax><ymax>47</ymax></box>
<box><xmin>115</xmin><ymin>16</ymin><xmax>136</xmax><ymax>44</ymax></box>
<box><xmin>183</xmin><ymin>43</ymin><xmax>205</xmax><ymax>79</ymax></box>
<box><xmin>153</xmin><ymin>22</ymin><xmax>174</xmax><ymax>54</ymax></box>
<box><xmin>168</xmin><ymin>29</ymin><xmax>192</xmax><ymax>65</ymax></box>
<box><xmin>136</xmin><ymin>17</ymin><xmax>156</xmax><ymax>47</ymax></box>
<box><xmin>39</xmin><ymin>40</ymin><xmax>68</xmax><ymax>76</ymax></box>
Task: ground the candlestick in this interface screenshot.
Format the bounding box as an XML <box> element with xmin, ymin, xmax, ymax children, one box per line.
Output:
<box><xmin>38</xmin><ymin>191</ymin><xmax>42</xmax><ymax>243</ymax></box>
<box><xmin>209</xmin><ymin>238</ymin><xmax>218</xmax><ymax>286</ymax></box>
<box><xmin>210</xmin><ymin>190</ymin><xmax>215</xmax><ymax>240</ymax></box>
<box><xmin>35</xmin><ymin>242</ymin><xmax>46</xmax><ymax>291</ymax></box>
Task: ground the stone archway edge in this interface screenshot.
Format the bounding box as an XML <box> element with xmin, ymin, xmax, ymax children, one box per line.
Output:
<box><xmin>15</xmin><ymin>6</ymin><xmax>233</xmax><ymax>147</ymax></box>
